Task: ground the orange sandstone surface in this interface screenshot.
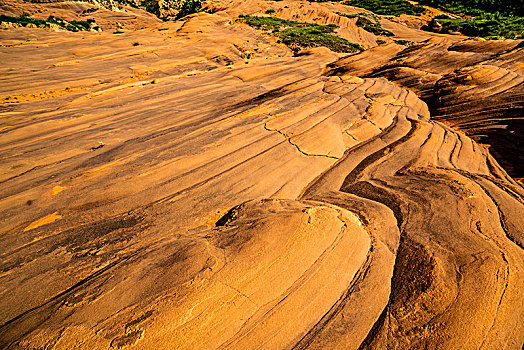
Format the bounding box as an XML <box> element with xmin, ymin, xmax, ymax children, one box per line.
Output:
<box><xmin>0</xmin><ymin>0</ymin><xmax>523</xmax><ymax>348</ymax></box>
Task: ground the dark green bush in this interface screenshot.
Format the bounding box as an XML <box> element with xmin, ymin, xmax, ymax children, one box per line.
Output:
<box><xmin>337</xmin><ymin>12</ymin><xmax>393</xmax><ymax>36</ymax></box>
<box><xmin>82</xmin><ymin>8</ymin><xmax>99</xmax><ymax>14</ymax></box>
<box><xmin>175</xmin><ymin>0</ymin><xmax>202</xmax><ymax>19</ymax></box>
<box><xmin>0</xmin><ymin>14</ymin><xmax>47</xmax><ymax>27</ymax></box>
<box><xmin>434</xmin><ymin>13</ymin><xmax>524</xmax><ymax>39</ymax></box>
<box><xmin>394</xmin><ymin>39</ymin><xmax>414</xmax><ymax>45</ymax></box>
<box><xmin>341</xmin><ymin>0</ymin><xmax>426</xmax><ymax>16</ymax></box>
<box><xmin>141</xmin><ymin>0</ymin><xmax>161</xmax><ymax>16</ymax></box>
<box><xmin>418</xmin><ymin>0</ymin><xmax>522</xmax><ymax>17</ymax></box>
<box><xmin>0</xmin><ymin>14</ymin><xmax>97</xmax><ymax>31</ymax></box>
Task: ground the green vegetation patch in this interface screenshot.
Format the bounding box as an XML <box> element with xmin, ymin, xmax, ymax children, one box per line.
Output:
<box><xmin>124</xmin><ymin>0</ymin><xmax>201</xmax><ymax>19</ymax></box>
<box><xmin>174</xmin><ymin>0</ymin><xmax>202</xmax><ymax>19</ymax></box>
<box><xmin>237</xmin><ymin>15</ymin><xmax>363</xmax><ymax>53</ymax></box>
<box><xmin>418</xmin><ymin>0</ymin><xmax>521</xmax><ymax>17</ymax></box>
<box><xmin>0</xmin><ymin>14</ymin><xmax>99</xmax><ymax>31</ymax></box>
<box><xmin>341</xmin><ymin>0</ymin><xmax>426</xmax><ymax>16</ymax></box>
<box><xmin>279</xmin><ymin>26</ymin><xmax>364</xmax><ymax>53</ymax></box>
<box><xmin>337</xmin><ymin>12</ymin><xmax>394</xmax><ymax>36</ymax></box>
<box><xmin>336</xmin><ymin>11</ymin><xmax>379</xmax><ymax>20</ymax></box>
<box><xmin>394</xmin><ymin>39</ymin><xmax>414</xmax><ymax>45</ymax></box>
<box><xmin>0</xmin><ymin>14</ymin><xmax>47</xmax><ymax>27</ymax></box>
<box><xmin>417</xmin><ymin>0</ymin><xmax>523</xmax><ymax>39</ymax></box>
<box><xmin>238</xmin><ymin>15</ymin><xmax>336</xmax><ymax>31</ymax></box>
<box><xmin>433</xmin><ymin>13</ymin><xmax>524</xmax><ymax>39</ymax></box>
<box><xmin>82</xmin><ymin>8</ymin><xmax>99</xmax><ymax>14</ymax></box>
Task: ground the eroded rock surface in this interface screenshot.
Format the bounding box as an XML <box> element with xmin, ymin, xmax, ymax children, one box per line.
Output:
<box><xmin>328</xmin><ymin>38</ymin><xmax>524</xmax><ymax>181</ymax></box>
<box><xmin>0</xmin><ymin>0</ymin><xmax>523</xmax><ymax>348</ymax></box>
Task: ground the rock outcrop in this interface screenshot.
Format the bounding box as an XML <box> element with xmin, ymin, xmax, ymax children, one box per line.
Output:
<box><xmin>0</xmin><ymin>0</ymin><xmax>523</xmax><ymax>348</ymax></box>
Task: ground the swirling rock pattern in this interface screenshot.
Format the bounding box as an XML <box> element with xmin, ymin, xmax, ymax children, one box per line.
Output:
<box><xmin>0</xmin><ymin>0</ymin><xmax>523</xmax><ymax>348</ymax></box>
<box><xmin>328</xmin><ymin>38</ymin><xmax>524</xmax><ymax>180</ymax></box>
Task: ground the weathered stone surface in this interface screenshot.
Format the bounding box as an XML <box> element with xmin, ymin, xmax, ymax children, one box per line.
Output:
<box><xmin>0</xmin><ymin>0</ymin><xmax>523</xmax><ymax>349</ymax></box>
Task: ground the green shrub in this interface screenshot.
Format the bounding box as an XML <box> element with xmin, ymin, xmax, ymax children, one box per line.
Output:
<box><xmin>394</xmin><ymin>39</ymin><xmax>414</xmax><ymax>45</ymax></box>
<box><xmin>418</xmin><ymin>0</ymin><xmax>521</xmax><ymax>17</ymax></box>
<box><xmin>69</xmin><ymin>19</ymin><xmax>95</xmax><ymax>31</ymax></box>
<box><xmin>341</xmin><ymin>0</ymin><xmax>426</xmax><ymax>16</ymax></box>
<box><xmin>0</xmin><ymin>14</ymin><xmax>47</xmax><ymax>27</ymax></box>
<box><xmin>336</xmin><ymin>12</ymin><xmax>379</xmax><ymax>20</ymax></box>
<box><xmin>237</xmin><ymin>15</ymin><xmax>363</xmax><ymax>53</ymax></box>
<box><xmin>82</xmin><ymin>8</ymin><xmax>99</xmax><ymax>14</ymax></box>
<box><xmin>432</xmin><ymin>13</ymin><xmax>524</xmax><ymax>39</ymax></box>
<box><xmin>175</xmin><ymin>0</ymin><xmax>202</xmax><ymax>19</ymax></box>
<box><xmin>238</xmin><ymin>15</ymin><xmax>337</xmax><ymax>32</ymax></box>
<box><xmin>140</xmin><ymin>0</ymin><xmax>161</xmax><ymax>16</ymax></box>
<box><xmin>280</xmin><ymin>26</ymin><xmax>363</xmax><ymax>53</ymax></box>
<box><xmin>337</xmin><ymin>12</ymin><xmax>393</xmax><ymax>36</ymax></box>
<box><xmin>417</xmin><ymin>0</ymin><xmax>524</xmax><ymax>39</ymax></box>
<box><xmin>0</xmin><ymin>14</ymin><xmax>97</xmax><ymax>31</ymax></box>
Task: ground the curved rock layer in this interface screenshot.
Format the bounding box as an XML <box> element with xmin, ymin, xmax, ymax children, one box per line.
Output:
<box><xmin>328</xmin><ymin>38</ymin><xmax>524</xmax><ymax>180</ymax></box>
<box><xmin>0</xmin><ymin>0</ymin><xmax>523</xmax><ymax>349</ymax></box>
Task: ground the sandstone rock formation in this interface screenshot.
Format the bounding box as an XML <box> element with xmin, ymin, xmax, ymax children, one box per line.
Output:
<box><xmin>0</xmin><ymin>0</ymin><xmax>523</xmax><ymax>348</ymax></box>
<box><xmin>328</xmin><ymin>38</ymin><xmax>524</xmax><ymax>182</ymax></box>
